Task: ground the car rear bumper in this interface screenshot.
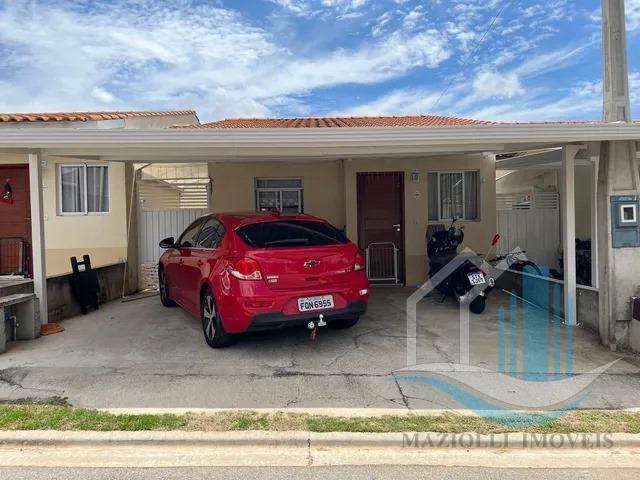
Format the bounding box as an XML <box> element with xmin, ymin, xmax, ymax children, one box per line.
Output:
<box><xmin>246</xmin><ymin>301</ymin><xmax>367</xmax><ymax>332</ymax></box>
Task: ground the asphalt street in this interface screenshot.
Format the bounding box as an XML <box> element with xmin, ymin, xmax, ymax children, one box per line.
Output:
<box><xmin>2</xmin><ymin>466</ymin><xmax>640</xmax><ymax>480</ymax></box>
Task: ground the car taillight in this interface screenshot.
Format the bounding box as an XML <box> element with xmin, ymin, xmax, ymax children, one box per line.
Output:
<box><xmin>230</xmin><ymin>258</ymin><xmax>263</xmax><ymax>280</ymax></box>
<box><xmin>354</xmin><ymin>251</ymin><xmax>365</xmax><ymax>271</ymax></box>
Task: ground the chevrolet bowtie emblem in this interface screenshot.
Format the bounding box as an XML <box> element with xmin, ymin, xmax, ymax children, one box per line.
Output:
<box><xmin>304</xmin><ymin>260</ymin><xmax>320</xmax><ymax>268</ymax></box>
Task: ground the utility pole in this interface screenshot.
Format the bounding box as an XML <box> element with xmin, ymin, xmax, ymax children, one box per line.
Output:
<box><xmin>597</xmin><ymin>0</ymin><xmax>640</xmax><ymax>350</ymax></box>
<box><xmin>602</xmin><ymin>0</ymin><xmax>632</xmax><ymax>122</ymax></box>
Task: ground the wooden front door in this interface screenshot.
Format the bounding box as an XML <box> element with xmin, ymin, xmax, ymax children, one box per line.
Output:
<box><xmin>0</xmin><ymin>165</ymin><xmax>31</xmax><ymax>275</ymax></box>
<box><xmin>356</xmin><ymin>172</ymin><xmax>404</xmax><ymax>283</ymax></box>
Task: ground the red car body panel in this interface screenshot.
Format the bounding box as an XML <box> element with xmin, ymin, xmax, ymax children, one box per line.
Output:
<box><xmin>159</xmin><ymin>212</ymin><xmax>369</xmax><ymax>333</ymax></box>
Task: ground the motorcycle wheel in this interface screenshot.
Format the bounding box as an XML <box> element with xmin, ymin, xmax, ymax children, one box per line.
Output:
<box><xmin>470</xmin><ymin>296</ymin><xmax>486</xmax><ymax>314</ymax></box>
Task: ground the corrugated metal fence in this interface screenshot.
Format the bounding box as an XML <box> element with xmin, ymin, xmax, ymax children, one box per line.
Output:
<box><xmin>137</xmin><ymin>209</ymin><xmax>209</xmax><ymax>290</ymax></box>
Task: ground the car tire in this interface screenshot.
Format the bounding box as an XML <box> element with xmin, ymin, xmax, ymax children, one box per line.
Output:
<box><xmin>470</xmin><ymin>296</ymin><xmax>486</xmax><ymax>314</ymax></box>
<box><xmin>201</xmin><ymin>288</ymin><xmax>237</xmax><ymax>348</ymax></box>
<box><xmin>159</xmin><ymin>267</ymin><xmax>176</xmax><ymax>307</ymax></box>
<box><xmin>328</xmin><ymin>315</ymin><xmax>360</xmax><ymax>329</ymax></box>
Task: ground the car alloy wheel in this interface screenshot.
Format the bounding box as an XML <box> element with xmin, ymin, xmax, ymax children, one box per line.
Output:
<box><xmin>200</xmin><ymin>289</ymin><xmax>237</xmax><ymax>348</ymax></box>
<box><xmin>202</xmin><ymin>293</ymin><xmax>217</xmax><ymax>341</ymax></box>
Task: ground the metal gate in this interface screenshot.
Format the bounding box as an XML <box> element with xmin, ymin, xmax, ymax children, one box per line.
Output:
<box><xmin>365</xmin><ymin>242</ymin><xmax>399</xmax><ymax>283</ymax></box>
<box><xmin>136</xmin><ymin>164</ymin><xmax>211</xmax><ymax>290</ymax></box>
<box><xmin>496</xmin><ymin>191</ymin><xmax>560</xmax><ymax>269</ymax></box>
<box><xmin>138</xmin><ymin>209</ymin><xmax>209</xmax><ymax>290</ymax></box>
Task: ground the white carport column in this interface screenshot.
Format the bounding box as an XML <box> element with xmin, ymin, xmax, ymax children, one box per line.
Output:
<box><xmin>28</xmin><ymin>152</ymin><xmax>48</xmax><ymax>325</ymax></box>
<box><xmin>562</xmin><ymin>146</ymin><xmax>580</xmax><ymax>326</ymax></box>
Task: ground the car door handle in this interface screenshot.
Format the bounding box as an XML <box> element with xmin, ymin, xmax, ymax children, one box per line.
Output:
<box><xmin>392</xmin><ymin>223</ymin><xmax>401</xmax><ymax>232</ymax></box>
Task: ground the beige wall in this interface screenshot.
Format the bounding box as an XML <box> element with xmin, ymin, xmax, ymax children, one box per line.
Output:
<box><xmin>0</xmin><ymin>154</ymin><xmax>128</xmax><ymax>277</ymax></box>
<box><xmin>208</xmin><ymin>155</ymin><xmax>497</xmax><ymax>286</ymax></box>
<box><xmin>208</xmin><ymin>160</ymin><xmax>346</xmax><ymax>228</ymax></box>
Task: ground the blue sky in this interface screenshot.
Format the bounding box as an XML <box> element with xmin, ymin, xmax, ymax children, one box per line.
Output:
<box><xmin>0</xmin><ymin>0</ymin><xmax>638</xmax><ymax>122</ymax></box>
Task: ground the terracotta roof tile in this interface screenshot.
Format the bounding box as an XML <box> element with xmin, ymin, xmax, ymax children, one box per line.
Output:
<box><xmin>175</xmin><ymin>115</ymin><xmax>494</xmax><ymax>129</ymax></box>
<box><xmin>0</xmin><ymin>110</ymin><xmax>197</xmax><ymax>123</ymax></box>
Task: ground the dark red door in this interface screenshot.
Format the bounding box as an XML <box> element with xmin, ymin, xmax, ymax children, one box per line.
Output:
<box><xmin>357</xmin><ymin>172</ymin><xmax>404</xmax><ymax>283</ymax></box>
<box><xmin>0</xmin><ymin>165</ymin><xmax>31</xmax><ymax>275</ymax></box>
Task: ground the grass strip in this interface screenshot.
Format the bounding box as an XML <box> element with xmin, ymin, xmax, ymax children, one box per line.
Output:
<box><xmin>0</xmin><ymin>404</ymin><xmax>185</xmax><ymax>431</ymax></box>
<box><xmin>1</xmin><ymin>405</ymin><xmax>640</xmax><ymax>433</ymax></box>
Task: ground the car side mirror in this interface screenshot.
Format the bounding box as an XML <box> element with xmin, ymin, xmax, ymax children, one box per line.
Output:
<box><xmin>159</xmin><ymin>237</ymin><xmax>176</xmax><ymax>249</ymax></box>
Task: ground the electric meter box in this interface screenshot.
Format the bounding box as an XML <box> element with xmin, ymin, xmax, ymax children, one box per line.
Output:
<box><xmin>611</xmin><ymin>195</ymin><xmax>640</xmax><ymax>248</ymax></box>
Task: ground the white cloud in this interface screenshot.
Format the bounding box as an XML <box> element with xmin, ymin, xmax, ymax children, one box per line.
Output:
<box><xmin>512</xmin><ymin>44</ymin><xmax>589</xmax><ymax>78</ymax></box>
<box><xmin>91</xmin><ymin>87</ymin><xmax>117</xmax><ymax>104</ymax></box>
<box><xmin>334</xmin><ymin>45</ymin><xmax>640</xmax><ymax>123</ymax></box>
<box><xmin>321</xmin><ymin>0</ymin><xmax>367</xmax><ymax>9</ymax></box>
<box><xmin>270</xmin><ymin>0</ymin><xmax>313</xmax><ymax>17</ymax></box>
<box><xmin>0</xmin><ymin>1</ymin><xmax>451</xmax><ymax>120</ymax></box>
<box><xmin>270</xmin><ymin>0</ymin><xmax>367</xmax><ymax>18</ymax></box>
<box><xmin>402</xmin><ymin>6</ymin><xmax>424</xmax><ymax>30</ymax></box>
<box><xmin>590</xmin><ymin>0</ymin><xmax>640</xmax><ymax>32</ymax></box>
<box><xmin>472</xmin><ymin>71</ymin><xmax>524</xmax><ymax>100</ymax></box>
<box><xmin>464</xmin><ymin>70</ymin><xmax>640</xmax><ymax>122</ymax></box>
<box><xmin>337</xmin><ymin>88</ymin><xmax>443</xmax><ymax>116</ymax></box>
<box><xmin>628</xmin><ymin>0</ymin><xmax>640</xmax><ymax>31</ymax></box>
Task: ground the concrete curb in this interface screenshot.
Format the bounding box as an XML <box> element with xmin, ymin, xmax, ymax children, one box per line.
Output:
<box><xmin>0</xmin><ymin>430</ymin><xmax>309</xmax><ymax>447</ymax></box>
<box><xmin>99</xmin><ymin>407</ymin><xmax>480</xmax><ymax>417</ymax></box>
<box><xmin>1</xmin><ymin>430</ymin><xmax>639</xmax><ymax>450</ymax></box>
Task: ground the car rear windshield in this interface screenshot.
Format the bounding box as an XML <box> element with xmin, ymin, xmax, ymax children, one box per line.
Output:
<box><xmin>237</xmin><ymin>220</ymin><xmax>349</xmax><ymax>248</ymax></box>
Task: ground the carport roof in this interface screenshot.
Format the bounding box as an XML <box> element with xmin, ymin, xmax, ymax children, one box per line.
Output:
<box><xmin>0</xmin><ymin>116</ymin><xmax>638</xmax><ymax>162</ymax></box>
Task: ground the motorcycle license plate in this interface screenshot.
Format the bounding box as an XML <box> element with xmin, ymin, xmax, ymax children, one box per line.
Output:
<box><xmin>298</xmin><ymin>295</ymin><xmax>334</xmax><ymax>312</ymax></box>
<box><xmin>467</xmin><ymin>272</ymin><xmax>486</xmax><ymax>286</ymax></box>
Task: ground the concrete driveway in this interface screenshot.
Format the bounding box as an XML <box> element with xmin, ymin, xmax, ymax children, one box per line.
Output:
<box><xmin>0</xmin><ymin>287</ymin><xmax>639</xmax><ymax>409</ymax></box>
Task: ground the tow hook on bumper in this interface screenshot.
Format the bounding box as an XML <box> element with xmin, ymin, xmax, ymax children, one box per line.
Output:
<box><xmin>307</xmin><ymin>313</ymin><xmax>327</xmax><ymax>341</ymax></box>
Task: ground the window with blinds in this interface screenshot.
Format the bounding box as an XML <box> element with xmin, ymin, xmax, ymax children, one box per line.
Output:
<box><xmin>427</xmin><ymin>171</ymin><xmax>479</xmax><ymax>221</ymax></box>
<box><xmin>58</xmin><ymin>164</ymin><xmax>109</xmax><ymax>215</ymax></box>
<box><xmin>255</xmin><ymin>178</ymin><xmax>303</xmax><ymax>214</ymax></box>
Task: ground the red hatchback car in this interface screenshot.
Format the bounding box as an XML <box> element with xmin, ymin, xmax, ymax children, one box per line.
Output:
<box><xmin>158</xmin><ymin>212</ymin><xmax>370</xmax><ymax>347</ymax></box>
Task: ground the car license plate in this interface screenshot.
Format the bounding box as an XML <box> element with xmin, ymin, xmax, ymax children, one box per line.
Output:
<box><xmin>298</xmin><ymin>295</ymin><xmax>334</xmax><ymax>312</ymax></box>
<box><xmin>468</xmin><ymin>272</ymin><xmax>486</xmax><ymax>286</ymax></box>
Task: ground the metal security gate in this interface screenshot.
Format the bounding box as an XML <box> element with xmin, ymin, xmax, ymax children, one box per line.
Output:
<box><xmin>136</xmin><ymin>163</ymin><xmax>211</xmax><ymax>290</ymax></box>
<box><xmin>365</xmin><ymin>242</ymin><xmax>399</xmax><ymax>283</ymax></box>
<box><xmin>496</xmin><ymin>191</ymin><xmax>560</xmax><ymax>269</ymax></box>
<box><xmin>138</xmin><ymin>209</ymin><xmax>208</xmax><ymax>290</ymax></box>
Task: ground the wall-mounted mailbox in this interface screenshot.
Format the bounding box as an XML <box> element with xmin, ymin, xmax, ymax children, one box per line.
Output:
<box><xmin>611</xmin><ymin>195</ymin><xmax>640</xmax><ymax>248</ymax></box>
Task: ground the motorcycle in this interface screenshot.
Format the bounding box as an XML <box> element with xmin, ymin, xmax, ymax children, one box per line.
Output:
<box><xmin>427</xmin><ymin>219</ymin><xmax>496</xmax><ymax>314</ymax></box>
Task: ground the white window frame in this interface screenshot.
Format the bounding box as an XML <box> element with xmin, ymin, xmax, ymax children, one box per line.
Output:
<box><xmin>57</xmin><ymin>163</ymin><xmax>110</xmax><ymax>216</ymax></box>
<box><xmin>620</xmin><ymin>204</ymin><xmax>637</xmax><ymax>224</ymax></box>
<box><xmin>255</xmin><ymin>178</ymin><xmax>303</xmax><ymax>213</ymax></box>
<box><xmin>429</xmin><ymin>170</ymin><xmax>480</xmax><ymax>221</ymax></box>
